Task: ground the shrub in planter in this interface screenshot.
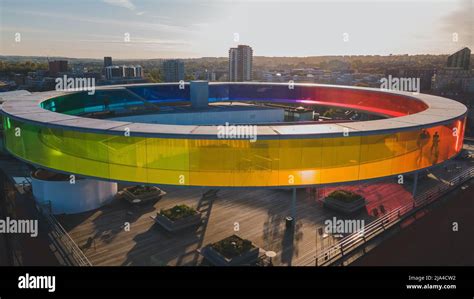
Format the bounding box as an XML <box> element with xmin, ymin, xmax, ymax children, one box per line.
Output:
<box><xmin>155</xmin><ymin>204</ymin><xmax>201</xmax><ymax>232</ymax></box>
<box><xmin>211</xmin><ymin>235</ymin><xmax>254</xmax><ymax>259</ymax></box>
<box><xmin>126</xmin><ymin>185</ymin><xmax>159</xmax><ymax>196</ymax></box>
<box><xmin>160</xmin><ymin>204</ymin><xmax>197</xmax><ymax>221</ymax></box>
<box><xmin>123</xmin><ymin>185</ymin><xmax>165</xmax><ymax>204</ymax></box>
<box><xmin>323</xmin><ymin>190</ymin><xmax>366</xmax><ymax>214</ymax></box>
<box><xmin>202</xmin><ymin>235</ymin><xmax>259</xmax><ymax>266</ymax></box>
<box><xmin>326</xmin><ymin>190</ymin><xmax>362</xmax><ymax>203</ymax></box>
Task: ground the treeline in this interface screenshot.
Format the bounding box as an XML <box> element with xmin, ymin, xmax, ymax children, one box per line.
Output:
<box><xmin>0</xmin><ymin>61</ymin><xmax>48</xmax><ymax>74</ymax></box>
<box><xmin>252</xmin><ymin>54</ymin><xmax>453</xmax><ymax>72</ymax></box>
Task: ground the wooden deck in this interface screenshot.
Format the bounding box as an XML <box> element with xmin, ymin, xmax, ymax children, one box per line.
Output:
<box><xmin>57</xmin><ymin>187</ymin><xmax>378</xmax><ymax>266</ymax></box>
<box><xmin>57</xmin><ymin>158</ymin><xmax>471</xmax><ymax>267</ymax></box>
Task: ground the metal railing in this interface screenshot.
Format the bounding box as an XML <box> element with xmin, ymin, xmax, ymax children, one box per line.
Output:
<box><xmin>312</xmin><ymin>166</ymin><xmax>474</xmax><ymax>266</ymax></box>
<box><xmin>20</xmin><ymin>176</ymin><xmax>32</xmax><ymax>188</ymax></box>
<box><xmin>36</xmin><ymin>200</ymin><xmax>92</xmax><ymax>266</ymax></box>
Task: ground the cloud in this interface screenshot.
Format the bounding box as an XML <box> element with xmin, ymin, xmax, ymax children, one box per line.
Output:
<box><xmin>78</xmin><ymin>36</ymin><xmax>191</xmax><ymax>46</ymax></box>
<box><xmin>12</xmin><ymin>10</ymin><xmax>196</xmax><ymax>35</ymax></box>
<box><xmin>439</xmin><ymin>0</ymin><xmax>474</xmax><ymax>48</ymax></box>
<box><xmin>0</xmin><ymin>26</ymin><xmax>55</xmax><ymax>34</ymax></box>
<box><xmin>136</xmin><ymin>11</ymin><xmax>145</xmax><ymax>16</ymax></box>
<box><xmin>102</xmin><ymin>0</ymin><xmax>135</xmax><ymax>11</ymax></box>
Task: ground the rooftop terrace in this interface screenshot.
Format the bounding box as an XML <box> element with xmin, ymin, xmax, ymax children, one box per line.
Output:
<box><xmin>55</xmin><ymin>157</ymin><xmax>472</xmax><ymax>266</ymax></box>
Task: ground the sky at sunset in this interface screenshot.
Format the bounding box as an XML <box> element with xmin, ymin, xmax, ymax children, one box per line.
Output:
<box><xmin>0</xmin><ymin>0</ymin><xmax>472</xmax><ymax>59</ymax></box>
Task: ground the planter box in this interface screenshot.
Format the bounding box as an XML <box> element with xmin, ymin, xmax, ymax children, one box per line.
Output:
<box><xmin>155</xmin><ymin>212</ymin><xmax>202</xmax><ymax>232</ymax></box>
<box><xmin>323</xmin><ymin>197</ymin><xmax>366</xmax><ymax>215</ymax></box>
<box><xmin>123</xmin><ymin>186</ymin><xmax>166</xmax><ymax>204</ymax></box>
<box><xmin>201</xmin><ymin>240</ymin><xmax>259</xmax><ymax>266</ymax></box>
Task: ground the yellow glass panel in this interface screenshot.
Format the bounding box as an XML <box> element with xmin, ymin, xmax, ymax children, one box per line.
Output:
<box><xmin>3</xmin><ymin>118</ymin><xmax>466</xmax><ymax>187</ymax></box>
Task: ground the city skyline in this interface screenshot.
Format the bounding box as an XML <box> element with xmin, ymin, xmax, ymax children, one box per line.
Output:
<box><xmin>0</xmin><ymin>0</ymin><xmax>473</xmax><ymax>59</ymax></box>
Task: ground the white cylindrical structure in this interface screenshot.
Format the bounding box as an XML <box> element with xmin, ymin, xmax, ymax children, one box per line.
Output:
<box><xmin>31</xmin><ymin>170</ymin><xmax>117</xmax><ymax>214</ymax></box>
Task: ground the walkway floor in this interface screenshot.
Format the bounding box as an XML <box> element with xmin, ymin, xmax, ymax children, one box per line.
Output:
<box><xmin>353</xmin><ymin>178</ymin><xmax>474</xmax><ymax>266</ymax></box>
<box><xmin>0</xmin><ymin>158</ymin><xmax>61</xmax><ymax>266</ymax></box>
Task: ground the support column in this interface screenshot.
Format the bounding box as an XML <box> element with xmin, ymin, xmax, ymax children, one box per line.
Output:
<box><xmin>412</xmin><ymin>172</ymin><xmax>418</xmax><ymax>198</ymax></box>
<box><xmin>291</xmin><ymin>188</ymin><xmax>296</xmax><ymax>220</ymax></box>
<box><xmin>190</xmin><ymin>80</ymin><xmax>208</xmax><ymax>108</ymax></box>
<box><xmin>285</xmin><ymin>188</ymin><xmax>297</xmax><ymax>230</ymax></box>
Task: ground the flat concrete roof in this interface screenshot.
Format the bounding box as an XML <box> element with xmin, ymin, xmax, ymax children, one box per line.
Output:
<box><xmin>153</xmin><ymin>101</ymin><xmax>283</xmax><ymax>114</ymax></box>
